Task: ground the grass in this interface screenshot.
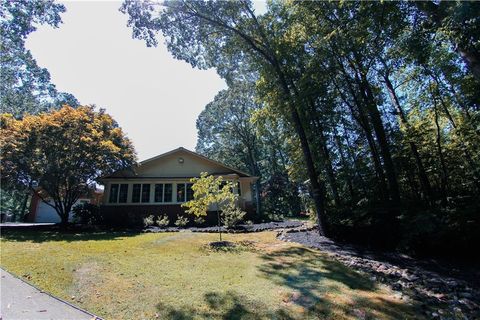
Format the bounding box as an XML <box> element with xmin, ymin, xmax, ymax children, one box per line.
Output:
<box><xmin>0</xmin><ymin>229</ymin><xmax>424</xmax><ymax>319</ymax></box>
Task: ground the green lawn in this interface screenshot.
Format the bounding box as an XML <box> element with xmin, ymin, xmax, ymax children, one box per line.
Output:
<box><xmin>1</xmin><ymin>230</ymin><xmax>423</xmax><ymax>319</ymax></box>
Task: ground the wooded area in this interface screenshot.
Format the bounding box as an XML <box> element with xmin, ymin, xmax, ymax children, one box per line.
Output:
<box><xmin>1</xmin><ymin>0</ymin><xmax>479</xmax><ymax>258</ymax></box>
<box><xmin>122</xmin><ymin>0</ymin><xmax>480</xmax><ymax>256</ymax></box>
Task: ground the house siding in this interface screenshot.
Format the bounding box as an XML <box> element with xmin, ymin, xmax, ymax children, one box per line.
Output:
<box><xmin>100</xmin><ymin>202</ymin><xmax>256</xmax><ymax>227</ymax></box>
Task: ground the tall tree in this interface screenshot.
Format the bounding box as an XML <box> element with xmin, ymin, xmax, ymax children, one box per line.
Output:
<box><xmin>196</xmin><ymin>82</ymin><xmax>263</xmax><ymax>216</ymax></box>
<box><xmin>121</xmin><ymin>0</ymin><xmax>329</xmax><ymax>234</ymax></box>
<box><xmin>0</xmin><ymin>0</ymin><xmax>79</xmax><ymax>117</ymax></box>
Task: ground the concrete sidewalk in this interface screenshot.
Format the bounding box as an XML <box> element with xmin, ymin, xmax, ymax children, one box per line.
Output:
<box><xmin>0</xmin><ymin>268</ymin><xmax>97</xmax><ymax>320</ymax></box>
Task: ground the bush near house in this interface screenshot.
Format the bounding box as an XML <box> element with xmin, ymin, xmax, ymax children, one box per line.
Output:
<box><xmin>72</xmin><ymin>203</ymin><xmax>103</xmax><ymax>225</ymax></box>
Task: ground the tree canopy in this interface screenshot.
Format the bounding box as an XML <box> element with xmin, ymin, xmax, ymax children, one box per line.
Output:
<box><xmin>0</xmin><ymin>0</ymin><xmax>80</xmax><ymax>117</ymax></box>
<box><xmin>122</xmin><ymin>0</ymin><xmax>479</xmax><ymax>252</ymax></box>
<box><xmin>0</xmin><ymin>106</ymin><xmax>136</xmax><ymax>224</ymax></box>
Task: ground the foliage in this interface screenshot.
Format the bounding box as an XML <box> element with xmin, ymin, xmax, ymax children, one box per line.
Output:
<box><xmin>155</xmin><ymin>215</ymin><xmax>170</xmax><ymax>228</ymax></box>
<box><xmin>174</xmin><ymin>216</ymin><xmax>189</xmax><ymax>228</ymax></box>
<box><xmin>0</xmin><ymin>0</ymin><xmax>79</xmax><ymax>117</ymax></box>
<box><xmin>72</xmin><ymin>203</ymin><xmax>102</xmax><ymax>225</ymax></box>
<box><xmin>143</xmin><ymin>215</ymin><xmax>155</xmax><ymax>227</ymax></box>
<box><xmin>0</xmin><ymin>105</ymin><xmax>136</xmax><ymax>224</ymax></box>
<box><xmin>182</xmin><ymin>172</ymin><xmax>237</xmax><ymax>218</ymax></box>
<box><xmin>182</xmin><ymin>172</ymin><xmax>243</xmax><ymax>238</ymax></box>
<box><xmin>0</xmin><ymin>188</ymin><xmax>30</xmax><ymax>222</ymax></box>
<box><xmin>120</xmin><ymin>0</ymin><xmax>480</xmax><ymax>253</ymax></box>
<box><xmin>221</xmin><ymin>202</ymin><xmax>246</xmax><ymax>228</ymax></box>
<box><xmin>193</xmin><ymin>216</ymin><xmax>205</xmax><ymax>226</ymax></box>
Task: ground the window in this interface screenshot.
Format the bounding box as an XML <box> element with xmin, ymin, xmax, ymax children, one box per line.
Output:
<box><xmin>237</xmin><ymin>182</ymin><xmax>241</xmax><ymax>196</ymax></box>
<box><xmin>175</xmin><ymin>183</ymin><xmax>194</xmax><ymax>202</ymax></box>
<box><xmin>119</xmin><ymin>184</ymin><xmax>128</xmax><ymax>203</ymax></box>
<box><xmin>132</xmin><ymin>184</ymin><xmax>141</xmax><ymax>203</ymax></box>
<box><xmin>164</xmin><ymin>184</ymin><xmax>172</xmax><ymax>202</ymax></box>
<box><xmin>176</xmin><ymin>183</ymin><xmax>186</xmax><ymax>203</ymax></box>
<box><xmin>154</xmin><ymin>184</ymin><xmax>164</xmax><ymax>202</ymax></box>
<box><xmin>141</xmin><ymin>184</ymin><xmax>150</xmax><ymax>203</ymax></box>
<box><xmin>154</xmin><ymin>183</ymin><xmax>173</xmax><ymax>202</ymax></box>
<box><xmin>109</xmin><ymin>184</ymin><xmax>119</xmax><ymax>203</ymax></box>
<box><xmin>186</xmin><ymin>183</ymin><xmax>194</xmax><ymax>201</ymax></box>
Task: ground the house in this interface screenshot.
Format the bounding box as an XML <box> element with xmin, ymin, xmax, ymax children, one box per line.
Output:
<box><xmin>27</xmin><ymin>190</ymin><xmax>103</xmax><ymax>223</ymax></box>
<box><xmin>100</xmin><ymin>147</ymin><xmax>258</xmax><ymax>225</ymax></box>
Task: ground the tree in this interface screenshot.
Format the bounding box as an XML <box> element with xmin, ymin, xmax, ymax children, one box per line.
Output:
<box><xmin>196</xmin><ymin>82</ymin><xmax>263</xmax><ymax>217</ymax></box>
<box><xmin>0</xmin><ymin>0</ymin><xmax>79</xmax><ymax>117</ymax></box>
<box><xmin>0</xmin><ymin>106</ymin><xmax>136</xmax><ymax>224</ymax></box>
<box><xmin>121</xmin><ymin>0</ymin><xmax>329</xmax><ymax>235</ymax></box>
<box><xmin>182</xmin><ymin>172</ymin><xmax>243</xmax><ymax>241</ymax></box>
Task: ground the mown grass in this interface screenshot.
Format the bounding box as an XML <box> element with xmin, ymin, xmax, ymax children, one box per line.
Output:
<box><xmin>0</xmin><ymin>230</ymin><xmax>424</xmax><ymax>319</ymax></box>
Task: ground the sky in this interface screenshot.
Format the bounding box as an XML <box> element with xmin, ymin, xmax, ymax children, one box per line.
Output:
<box><xmin>26</xmin><ymin>1</ymin><xmax>266</xmax><ymax>161</ymax></box>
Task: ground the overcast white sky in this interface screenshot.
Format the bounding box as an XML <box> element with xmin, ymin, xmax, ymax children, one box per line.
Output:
<box><xmin>26</xmin><ymin>1</ymin><xmax>266</xmax><ymax>161</ymax></box>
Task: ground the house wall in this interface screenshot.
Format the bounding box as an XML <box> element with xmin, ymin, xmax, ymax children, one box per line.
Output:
<box><xmin>137</xmin><ymin>150</ymin><xmax>235</xmax><ymax>177</ymax></box>
<box><xmin>100</xmin><ymin>202</ymin><xmax>257</xmax><ymax>227</ymax></box>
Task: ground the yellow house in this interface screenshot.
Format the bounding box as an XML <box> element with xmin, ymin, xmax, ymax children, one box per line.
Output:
<box><xmin>100</xmin><ymin>147</ymin><xmax>258</xmax><ymax>225</ymax></box>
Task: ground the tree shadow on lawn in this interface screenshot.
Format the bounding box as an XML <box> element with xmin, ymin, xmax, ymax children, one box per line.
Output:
<box><xmin>0</xmin><ymin>228</ymin><xmax>142</xmax><ymax>243</ymax></box>
<box><xmin>154</xmin><ymin>246</ymin><xmax>423</xmax><ymax>319</ymax></box>
<box><xmin>156</xmin><ymin>291</ymin><xmax>295</xmax><ymax>320</ymax></box>
<box><xmin>154</xmin><ymin>289</ymin><xmax>421</xmax><ymax>320</ymax></box>
<box><xmin>257</xmin><ymin>246</ymin><xmax>424</xmax><ymax>319</ymax></box>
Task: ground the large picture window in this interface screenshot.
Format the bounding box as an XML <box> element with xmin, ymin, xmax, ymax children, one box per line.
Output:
<box><xmin>132</xmin><ymin>184</ymin><xmax>141</xmax><ymax>203</ymax></box>
<box><xmin>109</xmin><ymin>184</ymin><xmax>119</xmax><ymax>203</ymax></box>
<box><xmin>141</xmin><ymin>184</ymin><xmax>150</xmax><ymax>203</ymax></box>
<box><xmin>119</xmin><ymin>184</ymin><xmax>128</xmax><ymax>203</ymax></box>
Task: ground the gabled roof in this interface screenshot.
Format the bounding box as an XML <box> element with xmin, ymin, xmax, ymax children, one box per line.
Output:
<box><xmin>102</xmin><ymin>147</ymin><xmax>255</xmax><ymax>179</ymax></box>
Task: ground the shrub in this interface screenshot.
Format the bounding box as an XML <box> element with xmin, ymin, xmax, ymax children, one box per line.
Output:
<box><xmin>222</xmin><ymin>202</ymin><xmax>246</xmax><ymax>228</ymax></box>
<box><xmin>143</xmin><ymin>215</ymin><xmax>155</xmax><ymax>227</ymax></box>
<box><xmin>194</xmin><ymin>216</ymin><xmax>205</xmax><ymax>226</ymax></box>
<box><xmin>156</xmin><ymin>215</ymin><xmax>170</xmax><ymax>228</ymax></box>
<box><xmin>174</xmin><ymin>216</ymin><xmax>189</xmax><ymax>227</ymax></box>
<box><xmin>72</xmin><ymin>203</ymin><xmax>102</xmax><ymax>225</ymax></box>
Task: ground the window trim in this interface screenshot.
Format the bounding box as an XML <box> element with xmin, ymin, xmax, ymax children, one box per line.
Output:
<box><xmin>132</xmin><ymin>184</ymin><xmax>141</xmax><ymax>203</ymax></box>
<box><xmin>118</xmin><ymin>184</ymin><xmax>129</xmax><ymax>203</ymax></box>
<box><xmin>109</xmin><ymin>184</ymin><xmax>119</xmax><ymax>203</ymax></box>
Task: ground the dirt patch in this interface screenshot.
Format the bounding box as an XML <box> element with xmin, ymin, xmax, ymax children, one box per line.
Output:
<box><xmin>71</xmin><ymin>261</ymin><xmax>103</xmax><ymax>304</ymax></box>
<box><xmin>202</xmin><ymin>240</ymin><xmax>259</xmax><ymax>253</ymax></box>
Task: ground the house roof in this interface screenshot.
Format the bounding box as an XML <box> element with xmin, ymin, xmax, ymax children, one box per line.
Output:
<box><xmin>101</xmin><ymin>147</ymin><xmax>256</xmax><ymax>180</ymax></box>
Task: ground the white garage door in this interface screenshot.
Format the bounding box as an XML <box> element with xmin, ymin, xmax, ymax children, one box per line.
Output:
<box><xmin>35</xmin><ymin>200</ymin><xmax>89</xmax><ymax>223</ymax></box>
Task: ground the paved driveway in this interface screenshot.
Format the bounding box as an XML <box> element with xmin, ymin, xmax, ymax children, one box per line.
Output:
<box><xmin>0</xmin><ymin>268</ymin><xmax>97</xmax><ymax>320</ymax></box>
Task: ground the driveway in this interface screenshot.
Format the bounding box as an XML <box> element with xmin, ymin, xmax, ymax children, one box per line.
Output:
<box><xmin>0</xmin><ymin>268</ymin><xmax>98</xmax><ymax>320</ymax></box>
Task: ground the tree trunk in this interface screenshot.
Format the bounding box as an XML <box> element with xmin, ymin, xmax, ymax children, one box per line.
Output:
<box><xmin>254</xmin><ymin>179</ymin><xmax>262</xmax><ymax>220</ymax></box>
<box><xmin>457</xmin><ymin>47</ymin><xmax>480</xmax><ymax>81</ymax></box>
<box><xmin>310</xmin><ymin>110</ymin><xmax>341</xmax><ymax>206</ymax></box>
<box><xmin>433</xmin><ymin>100</ymin><xmax>449</xmax><ymax>205</ymax></box>
<box><xmin>332</xmin><ymin>62</ymin><xmax>389</xmax><ymax>201</ymax></box>
<box><xmin>273</xmin><ymin>65</ymin><xmax>327</xmax><ymax>235</ymax></box>
<box><xmin>434</xmin><ymin>84</ymin><xmax>480</xmax><ymax>191</ymax></box>
<box><xmin>359</xmin><ymin>75</ymin><xmax>400</xmax><ymax>204</ymax></box>
<box><xmin>333</xmin><ymin>125</ymin><xmax>356</xmax><ymax>203</ymax></box>
<box><xmin>384</xmin><ymin>74</ymin><xmax>433</xmax><ymax>203</ymax></box>
<box><xmin>341</xmin><ymin>120</ymin><xmax>369</xmax><ymax>196</ymax></box>
<box><xmin>19</xmin><ymin>191</ymin><xmax>30</xmax><ymax>222</ymax></box>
